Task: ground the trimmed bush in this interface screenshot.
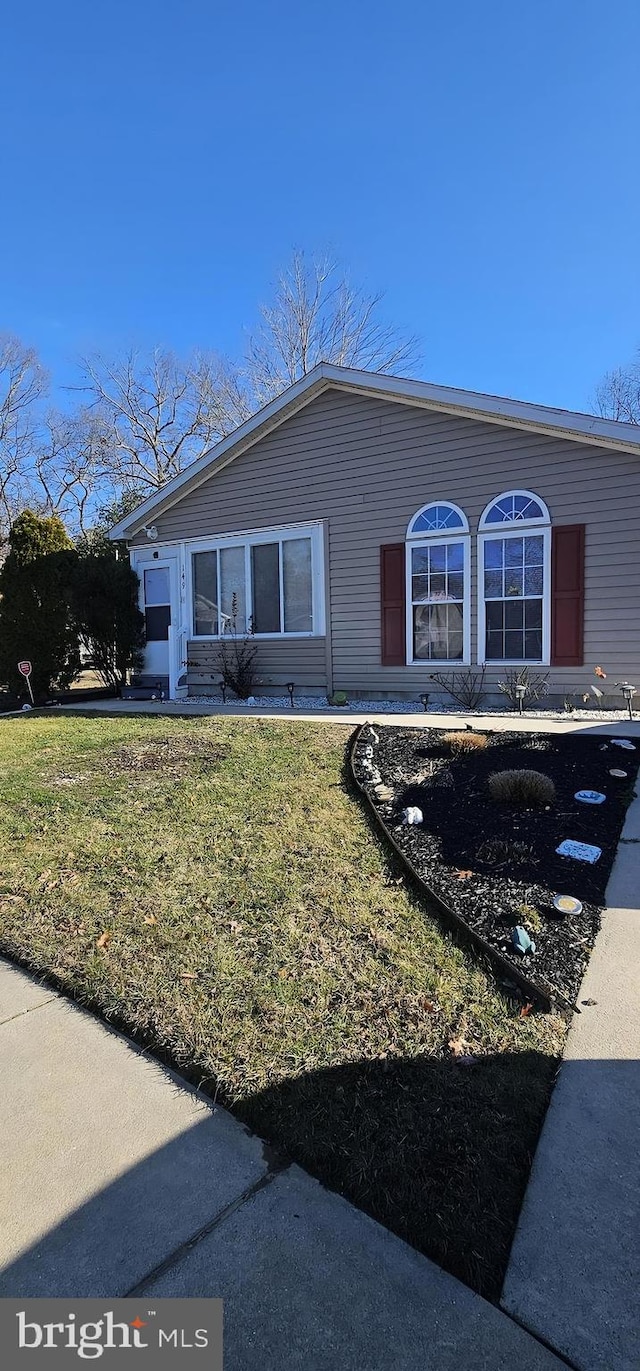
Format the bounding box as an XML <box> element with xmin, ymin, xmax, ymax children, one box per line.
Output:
<box><xmin>488</xmin><ymin>769</ymin><xmax>556</xmax><ymax>808</ymax></box>
<box><xmin>443</xmin><ymin>730</ymin><xmax>488</xmax><ymax>754</ymax></box>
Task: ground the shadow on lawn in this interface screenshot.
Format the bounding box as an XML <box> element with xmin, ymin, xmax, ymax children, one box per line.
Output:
<box><xmin>0</xmin><ymin>1027</ymin><xmax>558</xmax><ymax>1306</ymax></box>
<box><xmin>237</xmin><ymin>1047</ymin><xmax>558</xmax><ymax>1302</ymax></box>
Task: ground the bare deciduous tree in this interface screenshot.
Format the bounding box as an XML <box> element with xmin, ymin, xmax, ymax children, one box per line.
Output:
<box><xmin>0</xmin><ymin>334</ymin><xmax>48</xmax><ymax>538</ymax></box>
<box><xmin>33</xmin><ymin>408</ymin><xmax>116</xmax><ymax>534</ymax></box>
<box><xmin>594</xmin><ymin>348</ymin><xmax>640</xmax><ymax>424</ymax></box>
<box><xmin>77</xmin><ymin>348</ymin><xmax>251</xmax><ymax>495</ymax></box>
<box><xmin>245</xmin><ymin>249</ymin><xmax>421</xmax><ymax>407</ymax></box>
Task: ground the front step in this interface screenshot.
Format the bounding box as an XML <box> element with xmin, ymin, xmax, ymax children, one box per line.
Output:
<box><xmin>121</xmin><ymin>675</ymin><xmax>169</xmax><ymax>701</ymax></box>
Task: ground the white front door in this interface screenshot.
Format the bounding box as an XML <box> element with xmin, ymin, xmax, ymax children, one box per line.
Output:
<box><xmin>132</xmin><ymin>548</ymin><xmax>187</xmax><ymax>699</ymax></box>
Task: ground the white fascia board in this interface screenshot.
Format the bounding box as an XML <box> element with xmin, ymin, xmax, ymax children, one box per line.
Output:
<box><xmin>110</xmin><ymin>363</ymin><xmax>640</xmax><ymax>541</ymax></box>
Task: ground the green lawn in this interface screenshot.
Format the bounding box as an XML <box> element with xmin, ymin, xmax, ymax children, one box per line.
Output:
<box><xmin>0</xmin><ymin>713</ymin><xmax>566</xmax><ymax>1299</ymax></box>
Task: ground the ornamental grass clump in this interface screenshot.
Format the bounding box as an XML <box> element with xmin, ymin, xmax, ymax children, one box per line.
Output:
<box><xmin>442</xmin><ymin>731</ymin><xmax>489</xmax><ymax>754</ymax></box>
<box><xmin>488</xmin><ymin>769</ymin><xmax>556</xmax><ymax>808</ymax></box>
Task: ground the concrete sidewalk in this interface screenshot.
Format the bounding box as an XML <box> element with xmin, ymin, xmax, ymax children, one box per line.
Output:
<box><xmin>0</xmin><ymin>960</ymin><xmax>563</xmax><ymax>1371</ymax></box>
<box><xmin>56</xmin><ymin>696</ymin><xmax>640</xmax><ymax>736</ymax></box>
<box><xmin>502</xmin><ymin>793</ymin><xmax>640</xmax><ymax>1371</ymax></box>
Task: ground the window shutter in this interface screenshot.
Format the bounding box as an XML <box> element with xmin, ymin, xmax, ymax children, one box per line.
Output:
<box><xmin>551</xmin><ymin>525</ymin><xmax>585</xmax><ymax>667</ymax></box>
<box><xmin>380</xmin><ymin>543</ymin><xmax>406</xmax><ymax>666</ymax></box>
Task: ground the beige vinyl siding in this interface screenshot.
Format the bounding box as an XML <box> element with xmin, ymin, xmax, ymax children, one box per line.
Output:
<box><xmin>187</xmin><ymin>637</ymin><xmax>327</xmax><ymax>696</ymax></box>
<box><xmin>130</xmin><ymin>387</ymin><xmax>640</xmax><ymax>697</ymax></box>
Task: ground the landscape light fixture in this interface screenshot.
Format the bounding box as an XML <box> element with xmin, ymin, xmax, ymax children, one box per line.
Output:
<box><xmin>419</xmin><ymin>692</ymin><xmax>429</xmax><ymax>713</ymax></box>
<box><xmin>219</xmin><ymin>681</ymin><xmax>227</xmax><ymax>704</ymax></box>
<box><xmin>515</xmin><ymin>683</ymin><xmax>527</xmax><ymax>715</ymax></box>
<box><xmin>286</xmin><ymin>682</ymin><xmax>295</xmax><ymax>708</ymax></box>
<box><xmin>617</xmin><ymin>682</ymin><xmax>636</xmax><ymax>722</ymax></box>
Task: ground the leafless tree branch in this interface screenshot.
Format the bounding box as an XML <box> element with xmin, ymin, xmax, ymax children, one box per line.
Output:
<box><xmin>245</xmin><ymin>249</ymin><xmax>421</xmax><ymax>407</ymax></box>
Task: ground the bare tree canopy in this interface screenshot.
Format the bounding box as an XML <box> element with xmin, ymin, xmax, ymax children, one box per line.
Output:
<box><xmin>78</xmin><ymin>348</ymin><xmax>251</xmax><ymax>495</ymax></box>
<box><xmin>245</xmin><ymin>250</ymin><xmax>421</xmax><ymax>407</ymax></box>
<box><xmin>0</xmin><ymin>333</ymin><xmax>48</xmax><ymax>536</ymax></box>
<box><xmin>594</xmin><ymin>347</ymin><xmax>640</xmax><ymax>424</ymax></box>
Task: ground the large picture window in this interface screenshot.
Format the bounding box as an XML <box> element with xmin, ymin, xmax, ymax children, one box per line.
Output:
<box><xmin>406</xmin><ymin>502</ymin><xmax>470</xmax><ymax>664</ymax></box>
<box><xmin>479</xmin><ymin>491</ymin><xmax>550</xmax><ymax>664</ymax></box>
<box><xmin>191</xmin><ymin>526</ymin><xmax>318</xmax><ymax>638</ymax></box>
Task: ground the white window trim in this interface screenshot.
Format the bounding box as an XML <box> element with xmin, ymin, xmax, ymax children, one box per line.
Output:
<box><xmin>405</xmin><ymin>534</ymin><xmax>471</xmax><ymax>667</ymax></box>
<box><xmin>479</xmin><ymin>489</ymin><xmax>550</xmax><ymax>531</ymax></box>
<box><xmin>187</xmin><ymin>522</ymin><xmax>326</xmax><ymax>640</ymax></box>
<box><xmin>477</xmin><ymin>525</ymin><xmax>551</xmax><ymax>667</ymax></box>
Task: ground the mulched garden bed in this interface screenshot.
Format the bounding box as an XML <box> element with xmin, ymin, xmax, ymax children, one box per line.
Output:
<box><xmin>351</xmin><ymin>725</ymin><xmax>638</xmax><ymax>1009</ymax></box>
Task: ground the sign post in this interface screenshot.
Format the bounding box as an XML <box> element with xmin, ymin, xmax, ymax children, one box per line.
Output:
<box><xmin>18</xmin><ymin>660</ymin><xmax>34</xmax><ymax>706</ymax></box>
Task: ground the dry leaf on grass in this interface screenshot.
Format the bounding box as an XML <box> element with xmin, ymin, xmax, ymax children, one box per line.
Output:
<box><xmin>96</xmin><ymin>931</ymin><xmax>111</xmax><ymax>949</ymax></box>
<box><xmin>143</xmin><ymin>914</ymin><xmax>158</xmax><ymax>925</ymax></box>
<box><xmin>520</xmin><ymin>1002</ymin><xmax>534</xmax><ymax>1018</ymax></box>
<box><xmin>179</xmin><ymin>971</ymin><xmax>197</xmax><ymax>980</ymax></box>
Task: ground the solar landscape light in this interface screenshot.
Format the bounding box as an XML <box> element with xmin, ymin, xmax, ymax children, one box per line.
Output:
<box><xmin>616</xmin><ymin>681</ymin><xmax>636</xmax><ymax>722</ymax></box>
<box><xmin>419</xmin><ymin>692</ymin><xmax>430</xmax><ymax>713</ymax></box>
<box><xmin>286</xmin><ymin>681</ymin><xmax>295</xmax><ymax>708</ymax></box>
<box><xmin>219</xmin><ymin>681</ymin><xmax>227</xmax><ymax>704</ymax></box>
<box><xmin>515</xmin><ymin>682</ymin><xmax>527</xmax><ymax>715</ymax></box>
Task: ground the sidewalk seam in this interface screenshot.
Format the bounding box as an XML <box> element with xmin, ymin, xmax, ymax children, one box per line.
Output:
<box><xmin>124</xmin><ymin>1165</ymin><xmax>288</xmax><ymax>1297</ymax></box>
<box><xmin>498</xmin><ymin>1303</ymin><xmax>582</xmax><ymax>1371</ymax></box>
<box><xmin>0</xmin><ymin>996</ymin><xmax>58</xmax><ymax>1029</ymax></box>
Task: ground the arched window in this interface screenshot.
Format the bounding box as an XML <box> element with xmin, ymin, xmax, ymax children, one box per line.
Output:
<box><xmin>478</xmin><ymin>490</ymin><xmax>551</xmax><ymax>664</ymax></box>
<box><xmin>406</xmin><ymin>503</ymin><xmax>470</xmax><ymax>664</ymax></box>
<box><xmin>407</xmin><ymin>502</ymin><xmax>468</xmax><ymax>537</ymax></box>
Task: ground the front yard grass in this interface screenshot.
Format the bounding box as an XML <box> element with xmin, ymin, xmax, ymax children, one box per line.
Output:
<box><xmin>0</xmin><ymin>713</ymin><xmax>566</xmax><ymax>1299</ymax></box>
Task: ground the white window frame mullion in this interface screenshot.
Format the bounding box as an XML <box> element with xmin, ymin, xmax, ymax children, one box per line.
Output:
<box><xmin>405</xmin><ymin>535</ymin><xmax>470</xmax><ymax>667</ymax></box>
<box><xmin>277</xmin><ymin>538</ymin><xmax>285</xmax><ymax>635</ymax></box>
<box><xmin>478</xmin><ymin>526</ymin><xmax>551</xmax><ymax>666</ymax></box>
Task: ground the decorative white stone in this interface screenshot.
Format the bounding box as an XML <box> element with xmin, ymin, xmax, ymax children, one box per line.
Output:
<box><xmin>556</xmin><ymin>839</ymin><xmax>602</xmax><ymax>864</ymax></box>
<box><xmin>402</xmin><ymin>806</ymin><xmax>423</xmax><ymax>826</ymax></box>
<box><xmin>611</xmin><ymin>739</ymin><xmax>636</xmax><ymax>750</ymax></box>
<box><xmin>246</xmin><ymin>696</ymin><xmax>257</xmax><ymax>706</ymax></box>
<box><xmin>574</xmin><ymin>790</ymin><xmax>606</xmax><ymax>805</ymax></box>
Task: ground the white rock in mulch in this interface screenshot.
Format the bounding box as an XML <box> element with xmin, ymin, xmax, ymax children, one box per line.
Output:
<box><xmin>609</xmin><ymin>769</ymin><xmax>628</xmax><ymax>778</ymax></box>
<box><xmin>557</xmin><ymin>839</ymin><xmax>602</xmax><ymax>863</ymax></box>
<box><xmin>575</xmin><ymin>790</ymin><xmax>606</xmax><ymax>805</ymax></box>
<box><xmin>402</xmin><ymin>806</ymin><xmax>424</xmax><ymax>826</ymax></box>
<box><xmin>611</xmin><ymin>739</ymin><xmax>636</xmax><ymax>750</ymax></box>
<box><xmin>373</xmin><ymin>783</ymin><xmax>395</xmax><ymax>802</ymax></box>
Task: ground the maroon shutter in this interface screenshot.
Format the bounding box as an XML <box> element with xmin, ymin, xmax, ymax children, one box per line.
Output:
<box><xmin>551</xmin><ymin>525</ymin><xmax>585</xmax><ymax>667</ymax></box>
<box><xmin>381</xmin><ymin>543</ymin><xmax>406</xmax><ymax>666</ymax></box>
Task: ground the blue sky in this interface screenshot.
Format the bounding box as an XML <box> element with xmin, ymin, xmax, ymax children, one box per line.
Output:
<box><xmin>1</xmin><ymin>0</ymin><xmax>638</xmax><ymax>412</ymax></box>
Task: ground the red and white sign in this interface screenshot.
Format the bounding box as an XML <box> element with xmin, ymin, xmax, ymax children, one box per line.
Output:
<box><xmin>18</xmin><ymin>660</ymin><xmax>32</xmax><ymax>677</ymax></box>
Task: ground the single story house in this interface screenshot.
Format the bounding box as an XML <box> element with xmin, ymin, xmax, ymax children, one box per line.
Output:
<box><xmin>109</xmin><ymin>364</ymin><xmax>640</xmax><ymax>705</ymax></box>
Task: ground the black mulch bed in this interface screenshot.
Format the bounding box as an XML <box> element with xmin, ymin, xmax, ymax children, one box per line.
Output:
<box><xmin>352</xmin><ymin>725</ymin><xmax>638</xmax><ymax>1008</ymax></box>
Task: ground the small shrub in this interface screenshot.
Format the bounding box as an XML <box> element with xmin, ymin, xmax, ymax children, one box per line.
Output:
<box><xmin>429</xmin><ymin>666</ymin><xmax>486</xmax><ymax>710</ymax></box>
<box><xmin>476</xmin><ymin>837</ymin><xmax>533</xmax><ymax>866</ymax></box>
<box><xmin>213</xmin><ymin>606</ymin><xmax>258</xmax><ymax>699</ymax></box>
<box><xmin>442</xmin><ymin>730</ymin><xmax>489</xmax><ymax>754</ymax></box>
<box><xmin>488</xmin><ymin>769</ymin><xmax>556</xmax><ymax>808</ymax></box>
<box><xmin>498</xmin><ymin>667</ymin><xmax>549</xmax><ymax>710</ymax></box>
<box><xmin>517</xmin><ymin>903</ymin><xmax>543</xmax><ymax>932</ymax></box>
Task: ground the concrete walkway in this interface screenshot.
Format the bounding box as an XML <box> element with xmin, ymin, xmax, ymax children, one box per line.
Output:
<box><xmin>0</xmin><ymin>960</ymin><xmax>563</xmax><ymax>1370</ymax></box>
<box><xmin>57</xmin><ymin>696</ymin><xmax>640</xmax><ymax>737</ymax></box>
<box><xmin>502</xmin><ymin>792</ymin><xmax>640</xmax><ymax>1371</ymax></box>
